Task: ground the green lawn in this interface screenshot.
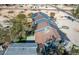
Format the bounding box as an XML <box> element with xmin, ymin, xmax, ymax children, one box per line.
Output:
<box><xmin>27</xmin><ymin>35</ymin><xmax>35</xmax><ymax>40</ymax></box>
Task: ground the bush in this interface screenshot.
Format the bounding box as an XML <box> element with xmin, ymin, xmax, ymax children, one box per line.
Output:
<box><xmin>8</xmin><ymin>11</ymin><xmax>14</xmax><ymax>13</ymax></box>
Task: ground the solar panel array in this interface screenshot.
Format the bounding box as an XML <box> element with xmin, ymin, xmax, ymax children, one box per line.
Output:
<box><xmin>4</xmin><ymin>43</ymin><xmax>37</xmax><ymax>55</ymax></box>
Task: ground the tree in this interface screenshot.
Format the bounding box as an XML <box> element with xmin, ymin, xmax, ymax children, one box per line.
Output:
<box><xmin>27</xmin><ymin>13</ymin><xmax>35</xmax><ymax>36</ymax></box>
<box><xmin>71</xmin><ymin>5</ymin><xmax>79</xmax><ymax>19</ymax></box>
<box><xmin>0</xmin><ymin>25</ymin><xmax>11</xmax><ymax>44</ymax></box>
<box><xmin>27</xmin><ymin>13</ymin><xmax>33</xmax><ymax>18</ymax></box>
<box><xmin>10</xmin><ymin>13</ymin><xmax>27</xmax><ymax>42</ymax></box>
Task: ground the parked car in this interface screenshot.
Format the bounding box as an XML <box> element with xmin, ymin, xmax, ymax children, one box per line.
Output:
<box><xmin>64</xmin><ymin>16</ymin><xmax>75</xmax><ymax>21</ymax></box>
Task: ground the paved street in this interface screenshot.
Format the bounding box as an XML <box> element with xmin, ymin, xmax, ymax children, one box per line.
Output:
<box><xmin>55</xmin><ymin>10</ymin><xmax>79</xmax><ymax>46</ymax></box>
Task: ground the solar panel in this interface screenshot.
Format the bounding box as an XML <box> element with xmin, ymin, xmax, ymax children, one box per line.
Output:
<box><xmin>10</xmin><ymin>43</ymin><xmax>37</xmax><ymax>47</ymax></box>
<box><xmin>4</xmin><ymin>43</ymin><xmax>37</xmax><ymax>55</ymax></box>
<box><xmin>0</xmin><ymin>51</ymin><xmax>4</xmax><ymax>55</ymax></box>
